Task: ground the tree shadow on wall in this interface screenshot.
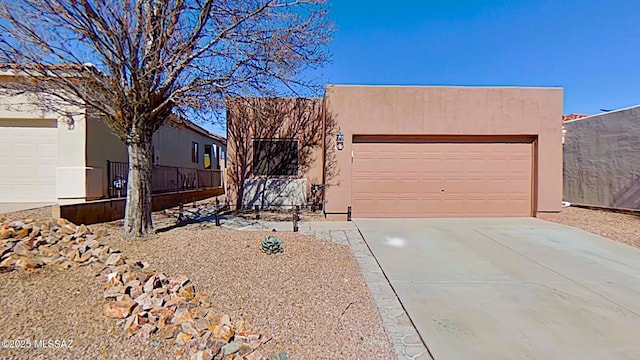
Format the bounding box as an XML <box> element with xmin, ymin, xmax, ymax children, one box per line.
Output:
<box><xmin>226</xmin><ymin>97</ymin><xmax>340</xmax><ymax>210</ymax></box>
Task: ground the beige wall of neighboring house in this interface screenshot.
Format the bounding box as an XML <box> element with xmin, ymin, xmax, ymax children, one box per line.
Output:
<box><xmin>227</xmin><ymin>85</ymin><xmax>563</xmax><ymax>219</ymax></box>
<box><xmin>152</xmin><ymin>122</ymin><xmax>225</xmax><ymax>170</ymax></box>
<box><xmin>0</xmin><ymin>73</ymin><xmax>226</xmax><ymax>204</ymax></box>
<box><xmin>85</xmin><ymin>112</ymin><xmax>128</xmax><ymax>199</ymax></box>
<box><xmin>86</xmin><ymin>116</ymin><xmax>226</xmax><ymax>200</ymax></box>
<box><xmin>0</xmin><ymin>77</ymin><xmax>89</xmax><ymax>204</ymax></box>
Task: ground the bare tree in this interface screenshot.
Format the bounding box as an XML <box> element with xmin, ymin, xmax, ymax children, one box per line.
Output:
<box><xmin>0</xmin><ymin>0</ymin><xmax>332</xmax><ymax>238</ymax></box>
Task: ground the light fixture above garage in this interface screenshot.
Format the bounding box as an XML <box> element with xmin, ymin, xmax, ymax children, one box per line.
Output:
<box><xmin>63</xmin><ymin>115</ymin><xmax>75</xmax><ymax>130</ymax></box>
<box><xmin>336</xmin><ymin>128</ymin><xmax>344</xmax><ymax>150</ymax></box>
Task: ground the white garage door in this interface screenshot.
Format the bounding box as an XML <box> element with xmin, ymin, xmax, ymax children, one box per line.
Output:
<box><xmin>0</xmin><ymin>119</ymin><xmax>58</xmax><ymax>202</ymax></box>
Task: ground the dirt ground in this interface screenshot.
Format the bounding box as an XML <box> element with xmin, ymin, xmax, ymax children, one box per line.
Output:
<box><xmin>549</xmin><ymin>206</ymin><xmax>640</xmax><ymax>249</ymax></box>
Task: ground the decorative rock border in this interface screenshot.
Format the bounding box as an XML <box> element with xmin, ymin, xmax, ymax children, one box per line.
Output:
<box><xmin>0</xmin><ymin>218</ymin><xmax>271</xmax><ymax>360</ymax></box>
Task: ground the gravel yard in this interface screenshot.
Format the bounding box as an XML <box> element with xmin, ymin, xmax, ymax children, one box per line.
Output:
<box><xmin>0</xmin><ymin>206</ymin><xmax>53</xmax><ymax>222</ymax></box>
<box><xmin>106</xmin><ymin>224</ymin><xmax>394</xmax><ymax>359</ymax></box>
<box><xmin>0</xmin><ymin>206</ymin><xmax>395</xmax><ymax>359</ymax></box>
<box><xmin>0</xmin><ymin>266</ymin><xmax>176</xmax><ymax>360</ymax></box>
<box><xmin>12</xmin><ymin>203</ymin><xmax>639</xmax><ymax>359</ymax></box>
<box><xmin>549</xmin><ymin>206</ymin><xmax>640</xmax><ymax>248</ymax></box>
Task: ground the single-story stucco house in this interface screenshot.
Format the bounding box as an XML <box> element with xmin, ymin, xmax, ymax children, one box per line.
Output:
<box><xmin>563</xmin><ymin>105</ymin><xmax>640</xmax><ymax>210</ymax></box>
<box><xmin>0</xmin><ymin>70</ymin><xmax>226</xmax><ymax>205</ymax></box>
<box><xmin>226</xmin><ymin>85</ymin><xmax>563</xmax><ymax>219</ymax></box>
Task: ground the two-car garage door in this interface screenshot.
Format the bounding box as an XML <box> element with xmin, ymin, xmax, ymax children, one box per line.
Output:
<box><xmin>351</xmin><ymin>139</ymin><xmax>534</xmax><ymax>217</ymax></box>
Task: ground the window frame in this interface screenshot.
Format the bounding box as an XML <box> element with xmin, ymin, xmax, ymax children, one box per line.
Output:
<box><xmin>252</xmin><ymin>138</ymin><xmax>300</xmax><ymax>177</ymax></box>
<box><xmin>204</xmin><ymin>144</ymin><xmax>212</xmax><ymax>169</ymax></box>
<box><xmin>191</xmin><ymin>141</ymin><xmax>199</xmax><ymax>163</ymax></box>
<box><xmin>215</xmin><ymin>145</ymin><xmax>221</xmax><ymax>169</ymax></box>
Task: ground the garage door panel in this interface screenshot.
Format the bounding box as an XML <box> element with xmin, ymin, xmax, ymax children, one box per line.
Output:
<box><xmin>0</xmin><ymin>119</ymin><xmax>58</xmax><ymax>202</ymax></box>
<box><xmin>38</xmin><ymin>144</ymin><xmax>57</xmax><ymax>157</ymax></box>
<box><xmin>37</xmin><ymin>165</ymin><xmax>58</xmax><ymax>178</ymax></box>
<box><xmin>352</xmin><ymin>142</ymin><xmax>533</xmax><ymax>217</ymax></box>
<box><xmin>446</xmin><ymin>199</ymin><xmax>479</xmax><ymax>214</ymax></box>
<box><xmin>398</xmin><ymin>203</ymin><xmax>425</xmax><ymax>215</ymax></box>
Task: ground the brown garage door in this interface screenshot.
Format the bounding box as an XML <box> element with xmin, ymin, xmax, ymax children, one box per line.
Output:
<box><xmin>351</xmin><ymin>141</ymin><xmax>533</xmax><ymax>217</ymax></box>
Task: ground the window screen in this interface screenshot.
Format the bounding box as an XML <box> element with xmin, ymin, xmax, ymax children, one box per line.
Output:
<box><xmin>252</xmin><ymin>139</ymin><xmax>299</xmax><ymax>176</ymax></box>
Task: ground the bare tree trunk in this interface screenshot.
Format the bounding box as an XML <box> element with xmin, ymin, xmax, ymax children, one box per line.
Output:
<box><xmin>124</xmin><ymin>134</ymin><xmax>153</xmax><ymax>238</ymax></box>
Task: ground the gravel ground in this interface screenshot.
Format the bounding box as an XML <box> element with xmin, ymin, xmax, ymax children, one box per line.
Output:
<box><xmin>107</xmin><ymin>224</ymin><xmax>394</xmax><ymax>359</ymax></box>
<box><xmin>0</xmin><ymin>206</ymin><xmax>53</xmax><ymax>221</ymax></box>
<box><xmin>0</xmin><ymin>266</ymin><xmax>176</xmax><ymax>360</ymax></box>
<box><xmin>0</xmin><ymin>207</ymin><xmax>395</xmax><ymax>359</ymax></box>
<box><xmin>549</xmin><ymin>206</ymin><xmax>640</xmax><ymax>248</ymax></box>
<box><xmin>222</xmin><ymin>209</ymin><xmax>328</xmax><ymax>222</ymax></box>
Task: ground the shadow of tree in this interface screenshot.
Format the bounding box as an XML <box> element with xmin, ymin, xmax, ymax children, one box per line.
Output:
<box><xmin>226</xmin><ymin>97</ymin><xmax>339</xmax><ymax>210</ymax></box>
<box><xmin>612</xmin><ymin>173</ymin><xmax>640</xmax><ymax>211</ymax></box>
<box><xmin>154</xmin><ymin>205</ymin><xmax>219</xmax><ymax>233</ymax></box>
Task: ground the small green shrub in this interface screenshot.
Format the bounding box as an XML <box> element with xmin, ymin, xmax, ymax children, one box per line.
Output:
<box><xmin>261</xmin><ymin>236</ymin><xmax>284</xmax><ymax>255</ymax></box>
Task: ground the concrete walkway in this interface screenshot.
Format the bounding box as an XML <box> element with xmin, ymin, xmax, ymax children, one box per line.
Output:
<box><xmin>355</xmin><ymin>217</ymin><xmax>640</xmax><ymax>360</ymax></box>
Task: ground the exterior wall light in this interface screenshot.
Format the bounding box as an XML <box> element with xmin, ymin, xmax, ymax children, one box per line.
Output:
<box><xmin>336</xmin><ymin>129</ymin><xmax>345</xmax><ymax>150</ymax></box>
<box><xmin>63</xmin><ymin>115</ymin><xmax>75</xmax><ymax>130</ymax></box>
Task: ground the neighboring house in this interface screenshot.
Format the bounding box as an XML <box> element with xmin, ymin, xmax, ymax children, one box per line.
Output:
<box><xmin>100</xmin><ymin>115</ymin><xmax>226</xmax><ymax>199</ymax></box>
<box><xmin>227</xmin><ymin>85</ymin><xmax>563</xmax><ymax>219</ymax></box>
<box><xmin>0</xmin><ymin>70</ymin><xmax>226</xmax><ymax>204</ymax></box>
<box><xmin>563</xmin><ymin>105</ymin><xmax>640</xmax><ymax>210</ymax></box>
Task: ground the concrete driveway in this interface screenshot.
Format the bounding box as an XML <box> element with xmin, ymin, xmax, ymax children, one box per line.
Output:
<box><xmin>355</xmin><ymin>217</ymin><xmax>640</xmax><ymax>360</ymax></box>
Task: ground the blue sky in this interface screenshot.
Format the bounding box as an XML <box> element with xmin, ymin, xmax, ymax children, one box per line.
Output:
<box><xmin>207</xmin><ymin>0</ymin><xmax>640</xmax><ymax>134</ymax></box>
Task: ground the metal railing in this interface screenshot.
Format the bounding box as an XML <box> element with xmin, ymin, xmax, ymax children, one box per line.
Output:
<box><xmin>107</xmin><ymin>160</ymin><xmax>223</xmax><ymax>198</ymax></box>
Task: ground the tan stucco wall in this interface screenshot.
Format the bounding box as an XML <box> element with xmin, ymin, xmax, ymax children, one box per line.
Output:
<box><xmin>57</xmin><ymin>187</ymin><xmax>224</xmax><ymax>225</ymax></box>
<box><xmin>563</xmin><ymin>106</ymin><xmax>640</xmax><ymax>210</ymax></box>
<box><xmin>225</xmin><ymin>98</ymin><xmax>325</xmax><ymax>208</ymax></box>
<box><xmin>324</xmin><ymin>85</ymin><xmax>564</xmax><ymax>217</ymax></box>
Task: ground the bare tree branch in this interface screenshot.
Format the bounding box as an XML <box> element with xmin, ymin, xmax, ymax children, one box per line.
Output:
<box><xmin>0</xmin><ymin>0</ymin><xmax>332</xmax><ymax>238</ymax></box>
